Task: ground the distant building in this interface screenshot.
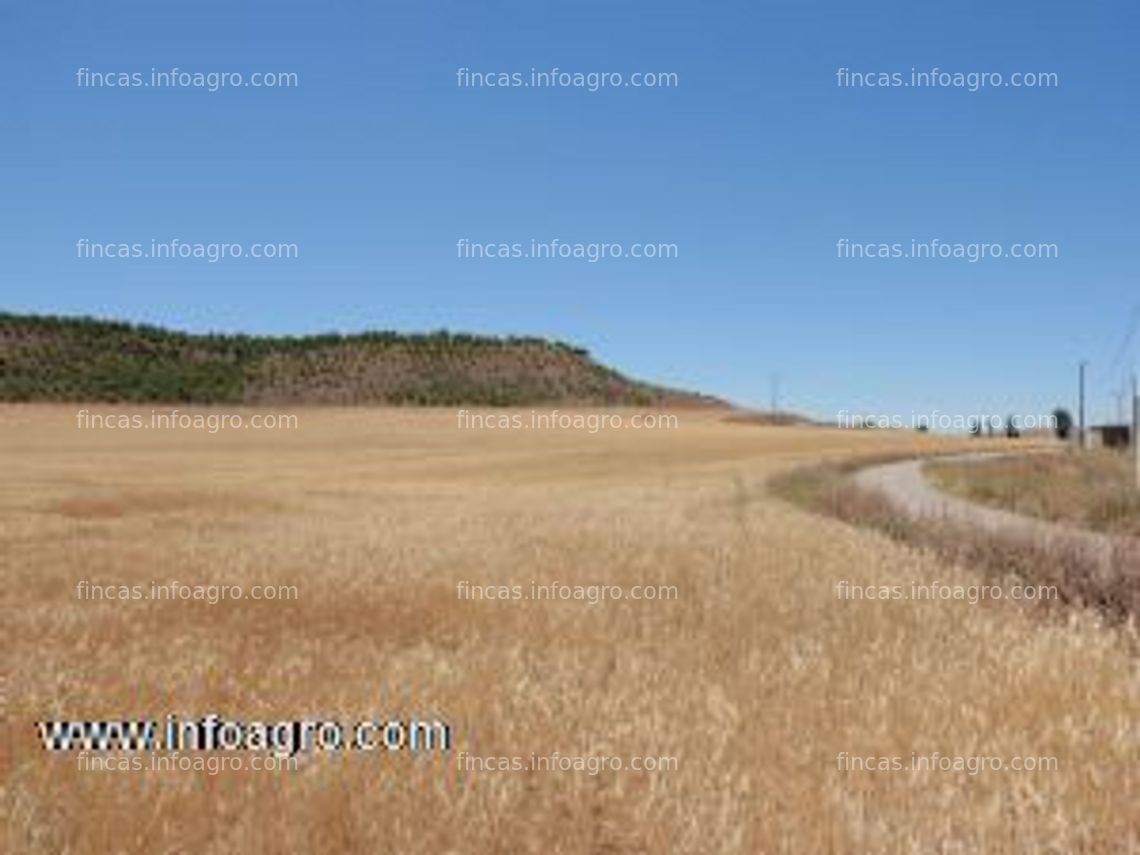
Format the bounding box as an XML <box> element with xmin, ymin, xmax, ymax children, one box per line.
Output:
<box><xmin>1088</xmin><ymin>424</ymin><xmax>1132</xmax><ymax>449</ymax></box>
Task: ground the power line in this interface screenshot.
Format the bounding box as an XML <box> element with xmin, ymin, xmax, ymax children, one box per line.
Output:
<box><xmin>1079</xmin><ymin>360</ymin><xmax>1087</xmax><ymax>449</ymax></box>
<box><xmin>1105</xmin><ymin>301</ymin><xmax>1140</xmax><ymax>384</ymax></box>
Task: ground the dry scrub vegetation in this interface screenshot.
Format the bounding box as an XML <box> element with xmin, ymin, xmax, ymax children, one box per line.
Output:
<box><xmin>772</xmin><ymin>455</ymin><xmax>1140</xmax><ymax>623</ymax></box>
<box><xmin>927</xmin><ymin>451</ymin><xmax>1140</xmax><ymax>538</ymax></box>
<box><xmin>2</xmin><ymin>407</ymin><xmax>1137</xmax><ymax>853</ymax></box>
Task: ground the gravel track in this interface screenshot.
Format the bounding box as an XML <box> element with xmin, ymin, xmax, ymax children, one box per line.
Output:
<box><xmin>853</xmin><ymin>453</ymin><xmax>1122</xmax><ymax>565</ymax></box>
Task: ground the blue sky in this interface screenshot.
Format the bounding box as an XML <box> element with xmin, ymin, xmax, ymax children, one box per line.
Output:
<box><xmin>1</xmin><ymin>0</ymin><xmax>1137</xmax><ymax>423</ymax></box>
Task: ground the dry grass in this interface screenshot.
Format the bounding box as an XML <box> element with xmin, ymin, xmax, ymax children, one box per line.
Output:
<box><xmin>772</xmin><ymin>458</ymin><xmax>1140</xmax><ymax>624</ymax></box>
<box><xmin>2</xmin><ymin>407</ymin><xmax>1138</xmax><ymax>853</ymax></box>
<box><xmin>927</xmin><ymin>451</ymin><xmax>1140</xmax><ymax>538</ymax></box>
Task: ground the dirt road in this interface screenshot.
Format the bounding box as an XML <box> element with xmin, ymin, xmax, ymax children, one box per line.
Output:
<box><xmin>854</xmin><ymin>454</ymin><xmax>1122</xmax><ymax>566</ymax></box>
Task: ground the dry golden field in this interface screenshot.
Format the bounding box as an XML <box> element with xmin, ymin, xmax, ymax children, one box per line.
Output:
<box><xmin>2</xmin><ymin>406</ymin><xmax>1137</xmax><ymax>853</ymax></box>
<box><xmin>927</xmin><ymin>451</ymin><xmax>1140</xmax><ymax>538</ymax></box>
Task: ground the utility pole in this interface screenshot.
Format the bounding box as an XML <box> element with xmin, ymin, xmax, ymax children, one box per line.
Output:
<box><xmin>769</xmin><ymin>372</ymin><xmax>781</xmax><ymax>416</ymax></box>
<box><xmin>1133</xmin><ymin>373</ymin><xmax>1139</xmax><ymax>489</ymax></box>
<box><xmin>1078</xmin><ymin>360</ymin><xmax>1087</xmax><ymax>450</ymax></box>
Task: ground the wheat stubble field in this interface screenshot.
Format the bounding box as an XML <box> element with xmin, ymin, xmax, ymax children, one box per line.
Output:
<box><xmin>2</xmin><ymin>406</ymin><xmax>1137</xmax><ymax>853</ymax></box>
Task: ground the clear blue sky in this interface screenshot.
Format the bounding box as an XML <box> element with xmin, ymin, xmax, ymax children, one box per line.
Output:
<box><xmin>1</xmin><ymin>0</ymin><xmax>1137</xmax><ymax>423</ymax></box>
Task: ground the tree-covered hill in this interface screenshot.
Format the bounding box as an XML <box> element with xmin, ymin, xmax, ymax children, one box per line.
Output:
<box><xmin>0</xmin><ymin>313</ymin><xmax>723</xmax><ymax>407</ymax></box>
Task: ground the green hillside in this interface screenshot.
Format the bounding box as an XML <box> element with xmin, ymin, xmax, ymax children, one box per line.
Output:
<box><xmin>0</xmin><ymin>313</ymin><xmax>722</xmax><ymax>407</ymax></box>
